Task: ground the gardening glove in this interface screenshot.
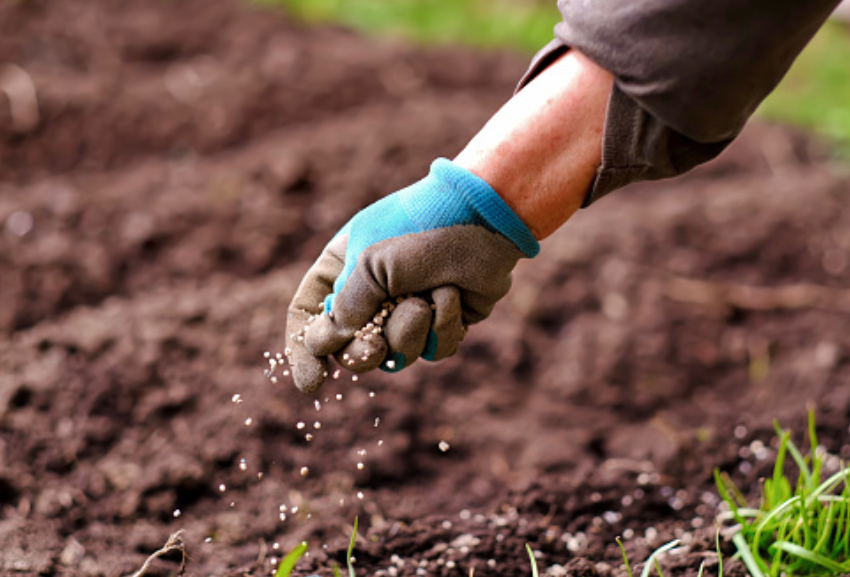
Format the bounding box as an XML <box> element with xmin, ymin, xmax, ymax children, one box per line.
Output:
<box><xmin>285</xmin><ymin>158</ymin><xmax>540</xmax><ymax>393</ymax></box>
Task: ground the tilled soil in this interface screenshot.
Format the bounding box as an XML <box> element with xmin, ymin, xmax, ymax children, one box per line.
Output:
<box><xmin>2</xmin><ymin>1</ymin><xmax>850</xmax><ymax>576</ymax></box>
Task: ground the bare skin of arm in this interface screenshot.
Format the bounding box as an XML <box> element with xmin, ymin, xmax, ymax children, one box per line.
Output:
<box><xmin>455</xmin><ymin>50</ymin><xmax>613</xmax><ymax>240</ymax></box>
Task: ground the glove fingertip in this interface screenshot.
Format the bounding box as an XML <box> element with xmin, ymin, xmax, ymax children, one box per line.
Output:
<box><xmin>304</xmin><ymin>313</ymin><xmax>348</xmax><ymax>357</ymax></box>
<box><xmin>291</xmin><ymin>355</ymin><xmax>329</xmax><ymax>393</ymax></box>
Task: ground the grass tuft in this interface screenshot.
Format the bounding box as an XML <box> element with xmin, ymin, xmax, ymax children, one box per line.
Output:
<box><xmin>715</xmin><ymin>411</ymin><xmax>850</xmax><ymax>577</ymax></box>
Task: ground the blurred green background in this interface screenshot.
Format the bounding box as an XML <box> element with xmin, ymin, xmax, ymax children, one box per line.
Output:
<box><xmin>260</xmin><ymin>0</ymin><xmax>850</xmax><ymax>151</ymax></box>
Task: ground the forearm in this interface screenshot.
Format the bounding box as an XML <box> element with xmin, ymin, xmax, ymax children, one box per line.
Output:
<box><xmin>454</xmin><ymin>50</ymin><xmax>613</xmax><ymax>240</ymax></box>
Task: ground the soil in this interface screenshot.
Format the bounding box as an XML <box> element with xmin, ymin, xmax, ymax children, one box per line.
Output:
<box><xmin>1</xmin><ymin>1</ymin><xmax>849</xmax><ymax>576</ymax></box>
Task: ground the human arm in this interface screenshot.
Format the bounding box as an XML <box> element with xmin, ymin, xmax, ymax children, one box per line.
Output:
<box><xmin>284</xmin><ymin>50</ymin><xmax>613</xmax><ymax>392</ymax></box>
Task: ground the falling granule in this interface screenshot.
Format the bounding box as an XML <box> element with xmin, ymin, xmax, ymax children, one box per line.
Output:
<box><xmin>276</xmin><ymin>353</ymin><xmax>283</xmax><ymax>360</ymax></box>
<box><xmin>339</xmin><ymin>498</ymin><xmax>346</xmax><ymax>506</ymax></box>
<box><xmin>245</xmin><ymin>418</ymin><xmax>253</xmax><ymax>426</ymax></box>
<box><xmin>231</xmin><ymin>394</ymin><xmax>243</xmax><ymax>403</ymax></box>
<box><xmin>296</xmin><ymin>421</ymin><xmax>306</xmax><ymax>429</ymax></box>
<box><xmin>357</xmin><ymin>491</ymin><xmax>364</xmax><ymax>500</ymax></box>
<box><xmin>270</xmin><ymin>558</ymin><xmax>278</xmax><ymax>566</ymax></box>
<box><xmin>282</xmin><ymin>370</ymin><xmax>290</xmax><ymax>377</ymax></box>
<box><xmin>352</xmin><ymin>375</ymin><xmax>359</xmax><ymax>382</ymax></box>
<box><xmin>385</xmin><ymin>360</ymin><xmax>396</xmax><ymax>369</ymax></box>
<box><xmin>377</xmin><ymin>440</ymin><xmax>384</xmax><ymax>446</ymax></box>
<box><xmin>173</xmin><ymin>509</ymin><xmax>182</xmax><ymax>518</ymax></box>
<box><xmin>357</xmin><ymin>449</ymin><xmax>367</xmax><ymax>457</ymax></box>
<box><xmin>357</xmin><ymin>462</ymin><xmax>364</xmax><ymax>470</ymax></box>
<box><xmin>336</xmin><ymin>394</ymin><xmax>343</xmax><ymax>401</ymax></box>
<box><xmin>239</xmin><ymin>459</ymin><xmax>247</xmax><ymax>471</ymax></box>
<box><xmin>230</xmin><ymin>502</ymin><xmax>235</xmax><ymax>507</ymax></box>
<box><xmin>205</xmin><ymin>537</ymin><xmax>213</xmax><ymax>543</ymax></box>
<box><xmin>439</xmin><ymin>441</ymin><xmax>450</xmax><ymax>452</ymax></box>
<box><xmin>257</xmin><ymin>472</ymin><xmax>264</xmax><ymax>480</ymax></box>
<box><xmin>314</xmin><ymin>400</ymin><xmax>322</xmax><ymax>412</ymax></box>
<box><xmin>273</xmin><ymin>543</ymin><xmax>280</xmax><ymax>550</ymax></box>
<box><xmin>305</xmin><ymin>433</ymin><xmax>313</xmax><ymax>441</ymax></box>
<box><xmin>219</xmin><ymin>484</ymin><xmax>226</xmax><ymax>492</ymax></box>
<box><xmin>264</xmin><ymin>352</ymin><xmax>271</xmax><ymax>358</ymax></box>
<box><xmin>291</xmin><ymin>506</ymin><xmax>299</xmax><ymax>514</ymax></box>
<box><xmin>369</xmin><ymin>391</ymin><xmax>375</xmax><ymax>398</ymax></box>
<box><xmin>374</xmin><ymin>417</ymin><xmax>381</xmax><ymax>427</ymax></box>
<box><xmin>271</xmin><ymin>377</ymin><xmax>278</xmax><ymax>384</ymax></box>
<box><xmin>313</xmin><ymin>421</ymin><xmax>322</xmax><ymax>429</ymax></box>
<box><xmin>332</xmin><ymin>370</ymin><xmax>341</xmax><ymax>379</ymax></box>
<box><xmin>280</xmin><ymin>513</ymin><xmax>287</xmax><ymax>521</ymax></box>
<box><xmin>300</xmin><ymin>467</ymin><xmax>309</xmax><ymax>477</ymax></box>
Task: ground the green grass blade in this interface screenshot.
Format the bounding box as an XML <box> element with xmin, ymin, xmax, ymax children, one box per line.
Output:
<box><xmin>715</xmin><ymin>469</ymin><xmax>749</xmax><ymax>525</ymax></box>
<box><xmin>526</xmin><ymin>544</ymin><xmax>539</xmax><ymax>577</ymax></box>
<box><xmin>774</xmin><ymin>421</ymin><xmax>812</xmax><ymax>486</ymax></box>
<box><xmin>275</xmin><ymin>541</ymin><xmax>309</xmax><ymax>577</ymax></box>
<box><xmin>810</xmin><ymin>412</ymin><xmax>823</xmax><ymax>489</ymax></box>
<box><xmin>639</xmin><ymin>540</ymin><xmax>679</xmax><ymax>577</ymax></box>
<box><xmin>617</xmin><ymin>537</ymin><xmax>634</xmax><ymax>577</ymax></box>
<box><xmin>771</xmin><ymin>541</ymin><xmax>850</xmax><ymax>574</ymax></box>
<box><xmin>347</xmin><ymin>517</ymin><xmax>359</xmax><ymax>577</ymax></box>
<box><xmin>733</xmin><ymin>532</ymin><xmax>767</xmax><ymax>577</ymax></box>
<box><xmin>770</xmin><ymin>431</ymin><xmax>790</xmax><ymax>510</ymax></box>
<box><xmin>752</xmin><ymin>496</ymin><xmax>801</xmax><ymax>555</ymax></box>
<box><xmin>696</xmin><ymin>560</ymin><xmax>706</xmax><ymax>577</ymax></box>
<box><xmin>806</xmin><ymin>468</ymin><xmax>850</xmax><ymax>509</ymax></box>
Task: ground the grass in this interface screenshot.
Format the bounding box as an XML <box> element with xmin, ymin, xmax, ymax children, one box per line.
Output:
<box><xmin>256</xmin><ymin>0</ymin><xmax>557</xmax><ymax>53</ymax></box>
<box><xmin>274</xmin><ymin>518</ymin><xmax>358</xmax><ymax>577</ymax></box>
<box><xmin>274</xmin><ymin>539</ymin><xmax>308</xmax><ymax>577</ymax></box>
<box><xmin>260</xmin><ymin>0</ymin><xmax>850</xmax><ymax>149</ymax></box>
<box><xmin>617</xmin><ymin>538</ymin><xmax>690</xmax><ymax>577</ymax></box>
<box><xmin>759</xmin><ymin>21</ymin><xmax>850</xmax><ymax>152</ymax></box>
<box><xmin>715</xmin><ymin>412</ymin><xmax>850</xmax><ymax>577</ymax></box>
<box><xmin>526</xmin><ymin>543</ymin><xmax>539</xmax><ymax>577</ymax></box>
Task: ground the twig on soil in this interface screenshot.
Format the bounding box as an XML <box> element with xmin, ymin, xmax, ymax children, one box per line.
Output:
<box><xmin>254</xmin><ymin>539</ymin><xmax>268</xmax><ymax>572</ymax></box>
<box><xmin>125</xmin><ymin>530</ymin><xmax>187</xmax><ymax>577</ymax></box>
<box><xmin>663</xmin><ymin>276</ymin><xmax>850</xmax><ymax>314</ymax></box>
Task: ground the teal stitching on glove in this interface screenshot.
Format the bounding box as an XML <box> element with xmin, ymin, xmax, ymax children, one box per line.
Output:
<box><xmin>285</xmin><ymin>158</ymin><xmax>539</xmax><ymax>393</ymax></box>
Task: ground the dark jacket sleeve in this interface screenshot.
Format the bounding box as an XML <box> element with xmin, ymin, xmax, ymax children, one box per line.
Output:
<box><xmin>519</xmin><ymin>0</ymin><xmax>841</xmax><ymax>205</ymax></box>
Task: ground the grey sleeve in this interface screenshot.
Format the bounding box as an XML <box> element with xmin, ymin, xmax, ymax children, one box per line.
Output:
<box><xmin>519</xmin><ymin>0</ymin><xmax>841</xmax><ymax>205</ymax></box>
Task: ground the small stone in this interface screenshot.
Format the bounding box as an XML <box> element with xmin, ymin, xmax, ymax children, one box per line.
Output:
<box><xmin>60</xmin><ymin>539</ymin><xmax>85</xmax><ymax>567</ymax></box>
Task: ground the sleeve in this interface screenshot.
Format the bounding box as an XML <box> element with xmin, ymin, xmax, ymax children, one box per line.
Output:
<box><xmin>519</xmin><ymin>0</ymin><xmax>842</xmax><ymax>205</ymax></box>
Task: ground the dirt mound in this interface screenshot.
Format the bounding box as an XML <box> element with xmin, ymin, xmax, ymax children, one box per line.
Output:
<box><xmin>2</xmin><ymin>1</ymin><xmax>850</xmax><ymax>576</ymax></box>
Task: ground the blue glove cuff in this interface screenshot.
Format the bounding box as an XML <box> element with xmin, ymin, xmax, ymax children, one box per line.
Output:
<box><xmin>401</xmin><ymin>159</ymin><xmax>540</xmax><ymax>258</ymax></box>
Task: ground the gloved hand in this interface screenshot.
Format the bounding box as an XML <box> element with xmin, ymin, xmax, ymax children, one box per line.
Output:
<box><xmin>285</xmin><ymin>158</ymin><xmax>539</xmax><ymax>393</ymax></box>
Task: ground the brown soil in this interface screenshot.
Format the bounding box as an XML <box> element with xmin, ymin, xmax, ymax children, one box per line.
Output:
<box><xmin>2</xmin><ymin>1</ymin><xmax>849</xmax><ymax>576</ymax></box>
